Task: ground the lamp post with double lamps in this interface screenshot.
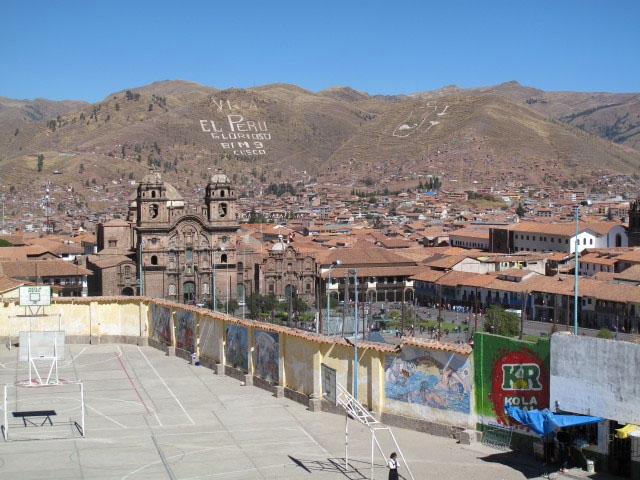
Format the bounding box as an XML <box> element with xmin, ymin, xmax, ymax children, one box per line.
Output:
<box><xmin>212</xmin><ymin>246</ymin><xmax>225</xmax><ymax>312</ymax></box>
<box><xmin>327</xmin><ymin>260</ymin><xmax>342</xmax><ymax>335</ymax></box>
<box><xmin>574</xmin><ymin>200</ymin><xmax>592</xmax><ymax>335</ymax></box>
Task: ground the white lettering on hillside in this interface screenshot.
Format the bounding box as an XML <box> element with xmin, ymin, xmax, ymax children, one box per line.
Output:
<box><xmin>199</xmin><ymin>100</ymin><xmax>271</xmax><ymax>156</ymax></box>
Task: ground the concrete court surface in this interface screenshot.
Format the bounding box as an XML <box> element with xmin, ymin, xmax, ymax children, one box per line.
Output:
<box><xmin>0</xmin><ymin>344</ymin><xmax>564</xmax><ymax>480</ymax></box>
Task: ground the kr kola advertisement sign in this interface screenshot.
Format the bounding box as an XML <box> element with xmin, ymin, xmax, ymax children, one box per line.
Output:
<box><xmin>489</xmin><ymin>349</ymin><xmax>549</xmax><ymax>426</ymax></box>
<box><xmin>474</xmin><ymin>333</ymin><xmax>550</xmax><ymax>428</ymax></box>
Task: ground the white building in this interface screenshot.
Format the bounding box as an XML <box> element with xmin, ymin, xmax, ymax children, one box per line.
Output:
<box><xmin>510</xmin><ymin>222</ymin><xmax>627</xmax><ymax>254</ymax></box>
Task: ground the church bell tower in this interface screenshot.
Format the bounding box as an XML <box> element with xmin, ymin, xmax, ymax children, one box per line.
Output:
<box><xmin>205</xmin><ymin>170</ymin><xmax>237</xmax><ymax>224</ymax></box>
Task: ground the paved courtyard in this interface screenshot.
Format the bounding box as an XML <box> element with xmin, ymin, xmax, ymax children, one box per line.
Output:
<box><xmin>0</xmin><ymin>343</ymin><xmax>592</xmax><ymax>480</ymax></box>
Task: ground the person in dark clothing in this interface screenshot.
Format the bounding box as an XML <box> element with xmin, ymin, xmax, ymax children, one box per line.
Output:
<box><xmin>388</xmin><ymin>452</ymin><xmax>399</xmax><ymax>480</ymax></box>
<box><xmin>556</xmin><ymin>429</ymin><xmax>571</xmax><ymax>472</ymax></box>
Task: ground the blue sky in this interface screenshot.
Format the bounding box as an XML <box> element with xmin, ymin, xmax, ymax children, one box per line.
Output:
<box><xmin>1</xmin><ymin>0</ymin><xmax>638</xmax><ymax>102</ymax></box>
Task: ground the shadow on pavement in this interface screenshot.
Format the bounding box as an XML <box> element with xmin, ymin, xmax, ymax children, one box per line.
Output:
<box><xmin>287</xmin><ymin>456</ymin><xmax>389</xmax><ymax>479</ymax></box>
<box><xmin>479</xmin><ymin>450</ymin><xmax>547</xmax><ymax>479</ymax></box>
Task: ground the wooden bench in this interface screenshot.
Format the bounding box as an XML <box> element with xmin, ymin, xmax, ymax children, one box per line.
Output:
<box><xmin>12</xmin><ymin>410</ymin><xmax>56</xmax><ymax>427</ymax></box>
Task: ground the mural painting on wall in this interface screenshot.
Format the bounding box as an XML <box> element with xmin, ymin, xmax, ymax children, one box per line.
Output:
<box><xmin>474</xmin><ymin>333</ymin><xmax>550</xmax><ymax>427</ymax></box>
<box><xmin>226</xmin><ymin>324</ymin><xmax>248</xmax><ymax>371</ymax></box>
<box><xmin>254</xmin><ymin>330</ymin><xmax>279</xmax><ymax>383</ymax></box>
<box><xmin>175</xmin><ymin>309</ymin><xmax>195</xmax><ymax>352</ymax></box>
<box><xmin>384</xmin><ymin>347</ymin><xmax>471</xmax><ymax>414</ymax></box>
<box><xmin>151</xmin><ymin>304</ymin><xmax>172</xmax><ymax>345</ymax></box>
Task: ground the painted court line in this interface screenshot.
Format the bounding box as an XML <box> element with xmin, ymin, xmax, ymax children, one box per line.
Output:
<box><xmin>115</xmin><ymin>351</ymin><xmax>151</xmax><ymax>415</ymax></box>
<box><xmin>137</xmin><ymin>346</ymin><xmax>195</xmax><ymax>425</ymax></box>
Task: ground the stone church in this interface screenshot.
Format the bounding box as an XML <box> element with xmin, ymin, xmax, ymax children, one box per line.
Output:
<box><xmin>88</xmin><ymin>170</ymin><xmax>240</xmax><ymax>305</ymax></box>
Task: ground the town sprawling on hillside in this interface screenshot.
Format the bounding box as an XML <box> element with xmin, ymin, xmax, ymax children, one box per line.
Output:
<box><xmin>2</xmin><ymin>79</ymin><xmax>640</xmax><ymax>480</ymax></box>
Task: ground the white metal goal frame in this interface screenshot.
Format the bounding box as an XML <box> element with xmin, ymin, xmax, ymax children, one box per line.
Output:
<box><xmin>2</xmin><ymin>380</ymin><xmax>85</xmax><ymax>441</ymax></box>
<box><xmin>6</xmin><ymin>314</ymin><xmax>62</xmax><ymax>350</ymax></box>
<box><xmin>336</xmin><ymin>383</ymin><xmax>415</xmax><ymax>480</ymax></box>
<box><xmin>19</xmin><ymin>331</ymin><xmax>65</xmax><ymax>386</ymax></box>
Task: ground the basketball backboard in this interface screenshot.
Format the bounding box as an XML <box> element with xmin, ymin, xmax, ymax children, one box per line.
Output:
<box><xmin>19</xmin><ymin>286</ymin><xmax>52</xmax><ymax>307</ymax></box>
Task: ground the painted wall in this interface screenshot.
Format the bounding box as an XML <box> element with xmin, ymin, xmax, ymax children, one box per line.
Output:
<box><xmin>473</xmin><ymin>332</ymin><xmax>550</xmax><ymax>429</ymax></box>
<box><xmin>550</xmin><ymin>333</ymin><xmax>640</xmax><ymax>425</ymax></box>
<box><xmin>384</xmin><ymin>347</ymin><xmax>474</xmax><ymax>428</ymax></box>
<box><xmin>199</xmin><ymin>314</ymin><xmax>223</xmax><ymax>362</ymax></box>
<box><xmin>254</xmin><ymin>329</ymin><xmax>279</xmax><ymax>383</ymax></box>
<box><xmin>151</xmin><ymin>303</ymin><xmax>172</xmax><ymax>345</ymax></box>
<box><xmin>283</xmin><ymin>334</ymin><xmax>315</xmax><ymax>396</ymax></box>
<box><xmin>225</xmin><ymin>324</ymin><xmax>248</xmax><ymax>371</ymax></box>
<box><xmin>175</xmin><ymin>308</ymin><xmax>196</xmax><ymax>352</ymax></box>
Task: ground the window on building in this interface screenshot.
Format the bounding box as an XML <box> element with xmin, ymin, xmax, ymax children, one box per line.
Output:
<box><xmin>151</xmin><ymin>190</ymin><xmax>156</xmax><ymax>198</ymax></box>
<box><xmin>124</xmin><ymin>266</ymin><xmax>131</xmax><ymax>276</ymax></box>
<box><xmin>306</xmin><ymin>283</ymin><xmax>311</xmax><ymax>292</ymax></box>
<box><xmin>186</xmin><ymin>248</ymin><xmax>193</xmax><ymax>262</ymax></box>
<box><xmin>202</xmin><ymin>282</ymin><xmax>209</xmax><ymax>294</ymax></box>
<box><xmin>590</xmin><ymin>238</ymin><xmax>593</xmax><ymax>245</ymax></box>
<box><xmin>268</xmin><ymin>283</ymin><xmax>274</xmax><ymax>293</ymax></box>
<box><xmin>151</xmin><ymin>255</ymin><xmax>158</xmax><ymax>265</ymax></box>
<box><xmin>221</xmin><ymin>253</ymin><xmax>227</xmax><ymax>263</ymax></box>
<box><xmin>151</xmin><ymin>238</ymin><xmax>157</xmax><ymax>245</ymax></box>
<box><xmin>169</xmin><ymin>284</ymin><xmax>176</xmax><ymax>295</ymax></box>
<box><xmin>150</xmin><ymin>204</ymin><xmax>159</xmax><ymax>218</ymax></box>
<box><xmin>109</xmin><ymin>240</ymin><xmax>117</xmax><ymax>247</ymax></box>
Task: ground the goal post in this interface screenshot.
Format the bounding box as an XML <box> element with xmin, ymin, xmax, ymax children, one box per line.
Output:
<box><xmin>19</xmin><ymin>331</ymin><xmax>65</xmax><ymax>386</ymax></box>
<box><xmin>2</xmin><ymin>380</ymin><xmax>85</xmax><ymax>441</ymax></box>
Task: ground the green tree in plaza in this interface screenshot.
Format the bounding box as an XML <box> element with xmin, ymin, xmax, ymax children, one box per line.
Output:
<box><xmin>321</xmin><ymin>296</ymin><xmax>339</xmax><ymax>310</ymax></box>
<box><xmin>596</xmin><ymin>327</ymin><xmax>614</xmax><ymax>339</ymax></box>
<box><xmin>484</xmin><ymin>305</ymin><xmax>520</xmax><ymax>337</ymax></box>
<box><xmin>246</xmin><ymin>292</ymin><xmax>280</xmax><ymax>320</ymax></box>
<box><xmin>222</xmin><ymin>299</ymin><xmax>239</xmax><ymax>315</ymax></box>
<box><xmin>292</xmin><ymin>296</ymin><xmax>309</xmax><ymax>315</ymax></box>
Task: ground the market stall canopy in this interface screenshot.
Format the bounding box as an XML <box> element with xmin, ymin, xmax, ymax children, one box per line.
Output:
<box><xmin>505</xmin><ymin>404</ymin><xmax>604</xmax><ymax>436</ymax></box>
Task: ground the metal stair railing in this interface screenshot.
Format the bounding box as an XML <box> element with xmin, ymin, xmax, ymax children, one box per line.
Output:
<box><xmin>336</xmin><ymin>383</ymin><xmax>415</xmax><ymax>480</ymax></box>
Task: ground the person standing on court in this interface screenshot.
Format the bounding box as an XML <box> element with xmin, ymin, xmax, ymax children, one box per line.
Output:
<box><xmin>388</xmin><ymin>452</ymin><xmax>399</xmax><ymax>480</ymax></box>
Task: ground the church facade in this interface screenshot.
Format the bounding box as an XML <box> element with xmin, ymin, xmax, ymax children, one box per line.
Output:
<box><xmin>88</xmin><ymin>171</ymin><xmax>240</xmax><ymax>306</ymax></box>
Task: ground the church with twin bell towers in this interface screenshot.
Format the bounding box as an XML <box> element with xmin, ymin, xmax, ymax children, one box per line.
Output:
<box><xmin>88</xmin><ymin>169</ymin><xmax>240</xmax><ymax>305</ymax></box>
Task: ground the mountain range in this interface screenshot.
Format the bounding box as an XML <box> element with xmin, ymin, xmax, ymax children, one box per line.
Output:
<box><xmin>0</xmin><ymin>80</ymin><xmax>638</xmax><ymax>197</ymax></box>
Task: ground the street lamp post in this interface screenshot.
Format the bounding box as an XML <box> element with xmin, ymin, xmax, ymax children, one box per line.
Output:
<box><xmin>574</xmin><ymin>200</ymin><xmax>592</xmax><ymax>335</ymax></box>
<box><xmin>213</xmin><ymin>246</ymin><xmax>225</xmax><ymax>312</ymax></box>
<box><xmin>327</xmin><ymin>260</ymin><xmax>342</xmax><ymax>336</ymax></box>
<box><xmin>352</xmin><ymin>269</ymin><xmax>359</xmax><ymax>400</ymax></box>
